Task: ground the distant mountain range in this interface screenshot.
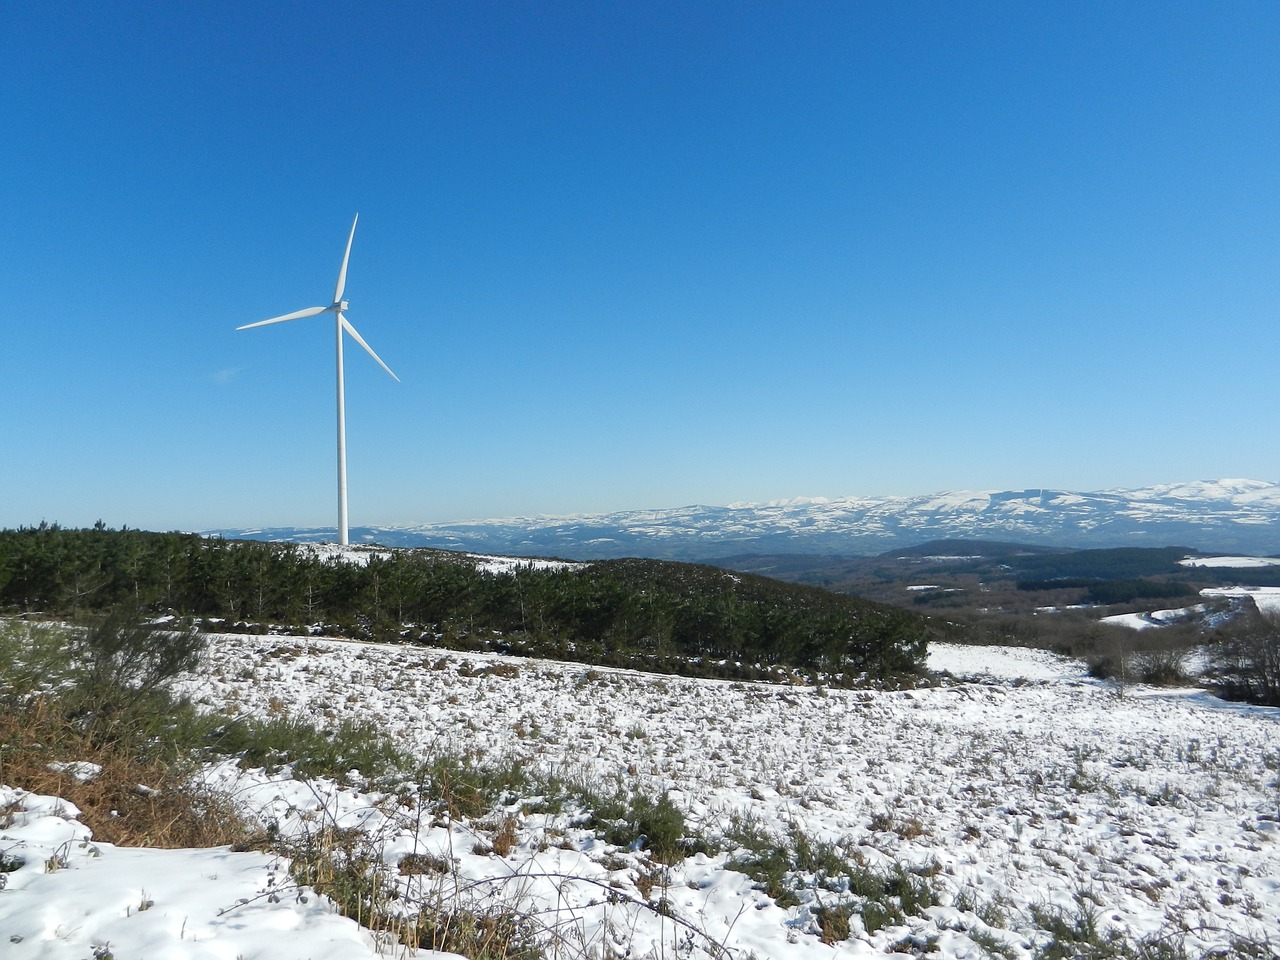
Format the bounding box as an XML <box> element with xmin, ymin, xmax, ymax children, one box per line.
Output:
<box><xmin>209</xmin><ymin>478</ymin><xmax>1280</xmax><ymax>560</ymax></box>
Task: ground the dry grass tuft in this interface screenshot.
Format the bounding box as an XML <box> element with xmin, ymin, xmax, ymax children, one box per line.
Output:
<box><xmin>814</xmin><ymin>902</ymin><xmax>853</xmax><ymax>944</ymax></box>
<box><xmin>0</xmin><ymin>699</ymin><xmax>251</xmax><ymax>848</ymax></box>
<box><xmin>490</xmin><ymin>814</ymin><xmax>519</xmax><ymax>857</ymax></box>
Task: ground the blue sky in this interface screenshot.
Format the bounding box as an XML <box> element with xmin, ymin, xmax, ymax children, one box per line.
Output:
<box><xmin>5</xmin><ymin>2</ymin><xmax>1280</xmax><ymax>531</ymax></box>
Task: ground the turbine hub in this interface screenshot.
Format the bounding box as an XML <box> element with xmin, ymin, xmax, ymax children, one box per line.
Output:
<box><xmin>338</xmin><ymin>299</ymin><xmax>350</xmax><ymax>312</ymax></box>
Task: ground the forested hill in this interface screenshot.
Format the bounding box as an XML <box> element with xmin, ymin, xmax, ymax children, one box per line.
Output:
<box><xmin>0</xmin><ymin>525</ymin><xmax>929</xmax><ymax>687</ymax></box>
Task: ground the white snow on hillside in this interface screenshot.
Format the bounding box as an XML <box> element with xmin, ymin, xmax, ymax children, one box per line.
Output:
<box><xmin>1181</xmin><ymin>556</ymin><xmax>1280</xmax><ymax>569</ymax></box>
<box><xmin>292</xmin><ymin>543</ymin><xmax>581</xmax><ymax>575</ymax></box>
<box><xmin>5</xmin><ymin>638</ymin><xmax>1280</xmax><ymax>959</ymax></box>
<box><xmin>1100</xmin><ymin>605</ymin><xmax>1207</xmax><ymax>631</ymax></box>
<box><xmin>466</xmin><ymin>553</ymin><xmax>583</xmax><ymax>574</ymax></box>
<box><xmin>298</xmin><ymin>542</ymin><xmax>393</xmax><ymax>566</ymax></box>
<box><xmin>0</xmin><ymin>787</ymin><xmax>408</xmax><ymax>960</ymax></box>
<box><xmin>1123</xmin><ymin>478</ymin><xmax>1279</xmax><ymax>501</ymax></box>
<box><xmin>926</xmin><ymin>643</ymin><xmax>1088</xmax><ymax>681</ymax></box>
<box><xmin>215</xmin><ymin>478</ymin><xmax>1280</xmax><ymax>558</ymax></box>
<box><xmin>1202</xmin><ymin>585</ymin><xmax>1280</xmax><ymax>617</ymax></box>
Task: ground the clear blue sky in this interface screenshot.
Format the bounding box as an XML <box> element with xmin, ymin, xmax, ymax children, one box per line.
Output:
<box><xmin>6</xmin><ymin>1</ymin><xmax>1279</xmax><ymax>531</ymax></box>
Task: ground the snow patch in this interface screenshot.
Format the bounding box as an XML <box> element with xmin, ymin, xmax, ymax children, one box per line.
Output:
<box><xmin>1181</xmin><ymin>555</ymin><xmax>1280</xmax><ymax>569</ymax></box>
<box><xmin>1201</xmin><ymin>585</ymin><xmax>1280</xmax><ymax>617</ymax></box>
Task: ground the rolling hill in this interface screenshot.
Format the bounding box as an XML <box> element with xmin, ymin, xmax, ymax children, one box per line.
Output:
<box><xmin>211</xmin><ymin>478</ymin><xmax>1280</xmax><ymax>560</ymax></box>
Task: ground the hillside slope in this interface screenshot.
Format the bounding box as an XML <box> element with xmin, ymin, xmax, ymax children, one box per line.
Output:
<box><xmin>0</xmin><ymin>526</ymin><xmax>929</xmax><ymax>686</ymax></box>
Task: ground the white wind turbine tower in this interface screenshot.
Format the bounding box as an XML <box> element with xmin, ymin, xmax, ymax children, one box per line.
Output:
<box><xmin>238</xmin><ymin>214</ymin><xmax>399</xmax><ymax>546</ymax></box>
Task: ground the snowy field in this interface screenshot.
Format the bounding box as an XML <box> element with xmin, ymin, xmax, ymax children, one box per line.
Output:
<box><xmin>1202</xmin><ymin>586</ymin><xmax>1280</xmax><ymax>618</ymax></box>
<box><xmin>1099</xmin><ymin>585</ymin><xmax>1280</xmax><ymax>631</ymax></box>
<box><xmin>1181</xmin><ymin>557</ymin><xmax>1280</xmax><ymax>570</ymax></box>
<box><xmin>3</xmin><ymin>637</ymin><xmax>1279</xmax><ymax>958</ymax></box>
<box><xmin>1099</xmin><ymin>606</ymin><xmax>1208</xmax><ymax>631</ymax></box>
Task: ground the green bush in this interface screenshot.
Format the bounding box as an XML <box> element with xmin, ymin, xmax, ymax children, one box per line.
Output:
<box><xmin>590</xmin><ymin>788</ymin><xmax>688</xmax><ymax>865</ymax></box>
<box><xmin>625</xmin><ymin>791</ymin><xmax>688</xmax><ymax>864</ymax></box>
<box><xmin>64</xmin><ymin>606</ymin><xmax>205</xmax><ymax>742</ymax></box>
<box><xmin>206</xmin><ymin>714</ymin><xmax>420</xmax><ymax>786</ymax></box>
<box><xmin>0</xmin><ymin>619</ymin><xmax>73</xmax><ymax>702</ymax></box>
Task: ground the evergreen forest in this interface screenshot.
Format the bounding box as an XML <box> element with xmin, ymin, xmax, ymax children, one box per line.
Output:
<box><xmin>0</xmin><ymin>525</ymin><xmax>929</xmax><ymax>686</ymax></box>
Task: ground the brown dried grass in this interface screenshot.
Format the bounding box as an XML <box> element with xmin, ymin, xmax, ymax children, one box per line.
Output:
<box><xmin>0</xmin><ymin>698</ymin><xmax>252</xmax><ymax>848</ymax></box>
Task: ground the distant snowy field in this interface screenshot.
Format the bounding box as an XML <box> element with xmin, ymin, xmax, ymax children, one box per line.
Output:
<box><xmin>1102</xmin><ymin>586</ymin><xmax>1280</xmax><ymax>628</ymax></box>
<box><xmin>296</xmin><ymin>543</ymin><xmax>579</xmax><ymax>575</ymax></box>
<box><xmin>1202</xmin><ymin>585</ymin><xmax>1280</xmax><ymax>617</ymax></box>
<box><xmin>4</xmin><ymin>637</ymin><xmax>1279</xmax><ymax>959</ymax></box>
<box><xmin>1180</xmin><ymin>556</ymin><xmax>1280</xmax><ymax>569</ymax></box>
<box><xmin>926</xmin><ymin>642</ymin><xmax>1088</xmax><ymax>681</ymax></box>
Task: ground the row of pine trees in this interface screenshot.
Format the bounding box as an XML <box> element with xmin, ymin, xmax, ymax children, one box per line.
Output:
<box><xmin>0</xmin><ymin>524</ymin><xmax>928</xmax><ymax>685</ymax></box>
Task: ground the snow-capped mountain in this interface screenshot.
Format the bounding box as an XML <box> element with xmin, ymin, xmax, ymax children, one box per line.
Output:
<box><xmin>213</xmin><ymin>479</ymin><xmax>1280</xmax><ymax>560</ymax></box>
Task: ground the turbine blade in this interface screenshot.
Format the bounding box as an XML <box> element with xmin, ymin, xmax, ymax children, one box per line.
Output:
<box><xmin>340</xmin><ymin>314</ymin><xmax>400</xmax><ymax>382</ymax></box>
<box><xmin>237</xmin><ymin>305</ymin><xmax>329</xmax><ymax>330</ymax></box>
<box><xmin>333</xmin><ymin>213</ymin><xmax>359</xmax><ymax>304</ymax></box>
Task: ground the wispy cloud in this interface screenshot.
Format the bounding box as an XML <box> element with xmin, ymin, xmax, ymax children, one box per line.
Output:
<box><xmin>211</xmin><ymin>366</ymin><xmax>243</xmax><ymax>384</ymax></box>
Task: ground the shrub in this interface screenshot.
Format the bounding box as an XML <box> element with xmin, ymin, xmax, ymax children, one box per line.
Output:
<box><xmin>417</xmin><ymin>753</ymin><xmax>531</xmax><ymax>819</ymax></box>
<box><xmin>0</xmin><ymin>684</ymin><xmax>250</xmax><ymax>849</ymax></box>
<box><xmin>0</xmin><ymin>620</ymin><xmax>73</xmax><ymax>701</ymax></box>
<box><xmin>208</xmin><ymin>714</ymin><xmax>420</xmax><ymax>786</ymax></box>
<box><xmin>593</xmin><ymin>789</ymin><xmax>688</xmax><ymax>865</ymax></box>
<box><xmin>66</xmin><ymin>606</ymin><xmax>205</xmax><ymax>739</ymax></box>
<box><xmin>814</xmin><ymin>902</ymin><xmax>853</xmax><ymax>943</ymax></box>
<box><xmin>1209</xmin><ymin>608</ymin><xmax>1280</xmax><ymax>706</ymax></box>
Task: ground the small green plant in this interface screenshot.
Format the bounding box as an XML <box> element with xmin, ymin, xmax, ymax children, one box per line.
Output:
<box><xmin>887</xmin><ymin>866</ymin><xmax>936</xmax><ymax>915</ymax></box>
<box><xmin>860</xmin><ymin>898</ymin><xmax>902</xmax><ymax>935</ymax></box>
<box><xmin>720</xmin><ymin>814</ymin><xmax>799</xmax><ymax>905</ymax></box>
<box><xmin>968</xmin><ymin>927</ymin><xmax>1019</xmax><ymax>960</ymax></box>
<box><xmin>976</xmin><ymin>894</ymin><xmax>1010</xmax><ymax>930</ymax></box>
<box><xmin>416</xmin><ymin>753</ymin><xmax>531</xmax><ymax>820</ymax></box>
<box><xmin>1030</xmin><ymin>893</ymin><xmax>1129</xmax><ymax>959</ymax></box>
<box><xmin>792</xmin><ymin>828</ymin><xmax>852</xmax><ymax>882</ymax></box>
<box><xmin>722</xmin><ymin>821</ymin><xmax>938</xmax><ymax>930</ymax></box>
<box><xmin>207</xmin><ymin>714</ymin><xmax>420</xmax><ymax>786</ymax></box>
<box><xmin>728</xmin><ymin>840</ymin><xmax>797</xmax><ymax>906</ymax></box>
<box><xmin>0</xmin><ymin>851</ymin><xmax>25</xmax><ymax>874</ymax></box>
<box><xmin>0</xmin><ymin>620</ymin><xmax>73</xmax><ymax>701</ymax></box>
<box><xmin>594</xmin><ymin>790</ymin><xmax>687</xmax><ymax>864</ymax></box>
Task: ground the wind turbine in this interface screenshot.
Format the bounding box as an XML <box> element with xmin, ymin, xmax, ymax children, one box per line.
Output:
<box><xmin>238</xmin><ymin>214</ymin><xmax>399</xmax><ymax>546</ymax></box>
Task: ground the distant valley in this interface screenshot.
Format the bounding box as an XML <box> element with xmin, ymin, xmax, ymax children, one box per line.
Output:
<box><xmin>212</xmin><ymin>478</ymin><xmax>1280</xmax><ymax>560</ymax></box>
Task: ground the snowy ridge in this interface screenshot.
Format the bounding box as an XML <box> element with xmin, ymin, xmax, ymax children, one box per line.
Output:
<box><xmin>213</xmin><ymin>479</ymin><xmax>1280</xmax><ymax>559</ymax></box>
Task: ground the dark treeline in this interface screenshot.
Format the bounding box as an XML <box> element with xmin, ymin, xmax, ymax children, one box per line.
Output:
<box><xmin>1009</xmin><ymin>547</ymin><xmax>1194</xmax><ymax>580</ymax></box>
<box><xmin>0</xmin><ymin>525</ymin><xmax>928</xmax><ymax>686</ymax></box>
<box><xmin>1015</xmin><ymin>578</ymin><xmax>1197</xmax><ymax>605</ymax></box>
<box><xmin>1200</xmin><ymin>567</ymin><xmax>1280</xmax><ymax>588</ymax></box>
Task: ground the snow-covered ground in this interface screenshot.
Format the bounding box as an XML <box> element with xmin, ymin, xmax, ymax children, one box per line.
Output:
<box><xmin>466</xmin><ymin>553</ymin><xmax>583</xmax><ymax>575</ymax></box>
<box><xmin>4</xmin><ymin>638</ymin><xmax>1280</xmax><ymax>959</ymax></box>
<box><xmin>298</xmin><ymin>542</ymin><xmax>395</xmax><ymax>566</ymax></box>
<box><xmin>926</xmin><ymin>642</ymin><xmax>1089</xmax><ymax>681</ymax></box>
<box><xmin>0</xmin><ymin>785</ymin><xmax>402</xmax><ymax>960</ymax></box>
<box><xmin>1202</xmin><ymin>585</ymin><xmax>1280</xmax><ymax>618</ymax></box>
<box><xmin>1181</xmin><ymin>556</ymin><xmax>1280</xmax><ymax>569</ymax></box>
<box><xmin>1099</xmin><ymin>605</ymin><xmax>1208</xmax><ymax>631</ymax></box>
